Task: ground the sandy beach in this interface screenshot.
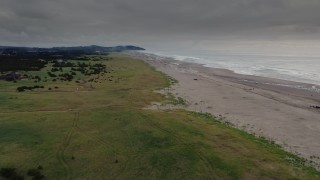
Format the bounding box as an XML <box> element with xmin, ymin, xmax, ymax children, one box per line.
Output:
<box><xmin>129</xmin><ymin>52</ymin><xmax>320</xmax><ymax>167</ymax></box>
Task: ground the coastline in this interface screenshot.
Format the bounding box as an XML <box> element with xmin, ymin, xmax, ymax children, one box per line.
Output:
<box><xmin>128</xmin><ymin>51</ymin><xmax>320</xmax><ymax>167</ymax></box>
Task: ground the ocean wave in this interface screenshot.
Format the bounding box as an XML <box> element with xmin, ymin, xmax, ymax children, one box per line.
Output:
<box><xmin>144</xmin><ymin>50</ymin><xmax>320</xmax><ymax>86</ymax></box>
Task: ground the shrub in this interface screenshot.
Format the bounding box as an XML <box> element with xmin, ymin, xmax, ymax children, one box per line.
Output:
<box><xmin>0</xmin><ymin>168</ymin><xmax>24</xmax><ymax>180</ymax></box>
<box><xmin>27</xmin><ymin>168</ymin><xmax>45</xmax><ymax>180</ymax></box>
<box><xmin>47</xmin><ymin>72</ymin><xmax>56</xmax><ymax>77</ymax></box>
<box><xmin>17</xmin><ymin>85</ymin><xmax>45</xmax><ymax>92</ymax></box>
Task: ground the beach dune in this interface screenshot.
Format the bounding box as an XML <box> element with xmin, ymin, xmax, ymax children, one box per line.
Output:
<box><xmin>130</xmin><ymin>52</ymin><xmax>320</xmax><ymax>167</ymax></box>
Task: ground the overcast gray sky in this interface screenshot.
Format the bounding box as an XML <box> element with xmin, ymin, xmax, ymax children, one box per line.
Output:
<box><xmin>1</xmin><ymin>0</ymin><xmax>320</xmax><ymax>54</ymax></box>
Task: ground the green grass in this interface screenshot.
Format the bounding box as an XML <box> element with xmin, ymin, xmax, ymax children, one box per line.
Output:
<box><xmin>171</xmin><ymin>96</ymin><xmax>188</xmax><ymax>106</ymax></box>
<box><xmin>0</xmin><ymin>54</ymin><xmax>319</xmax><ymax>179</ymax></box>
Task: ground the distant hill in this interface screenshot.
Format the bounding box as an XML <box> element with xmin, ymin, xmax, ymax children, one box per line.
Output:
<box><xmin>0</xmin><ymin>45</ymin><xmax>145</xmax><ymax>55</ymax></box>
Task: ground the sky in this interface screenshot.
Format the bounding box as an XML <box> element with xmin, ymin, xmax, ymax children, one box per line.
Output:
<box><xmin>1</xmin><ymin>0</ymin><xmax>320</xmax><ymax>55</ymax></box>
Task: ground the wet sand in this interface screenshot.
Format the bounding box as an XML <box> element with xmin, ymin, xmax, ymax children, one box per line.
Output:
<box><xmin>128</xmin><ymin>52</ymin><xmax>320</xmax><ymax>166</ymax></box>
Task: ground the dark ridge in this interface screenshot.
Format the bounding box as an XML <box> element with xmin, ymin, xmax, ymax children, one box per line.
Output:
<box><xmin>0</xmin><ymin>45</ymin><xmax>144</xmax><ymax>74</ymax></box>
<box><xmin>0</xmin><ymin>45</ymin><xmax>145</xmax><ymax>55</ymax></box>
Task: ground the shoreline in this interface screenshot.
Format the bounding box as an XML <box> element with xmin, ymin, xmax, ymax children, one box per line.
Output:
<box><xmin>144</xmin><ymin>50</ymin><xmax>320</xmax><ymax>87</ymax></box>
<box><xmin>128</xmin><ymin>51</ymin><xmax>320</xmax><ymax>167</ymax></box>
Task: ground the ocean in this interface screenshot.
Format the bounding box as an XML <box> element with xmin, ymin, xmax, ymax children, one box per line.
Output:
<box><xmin>146</xmin><ymin>49</ymin><xmax>320</xmax><ymax>86</ymax></box>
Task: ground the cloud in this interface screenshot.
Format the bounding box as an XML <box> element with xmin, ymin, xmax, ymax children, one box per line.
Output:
<box><xmin>0</xmin><ymin>0</ymin><xmax>320</xmax><ymax>48</ymax></box>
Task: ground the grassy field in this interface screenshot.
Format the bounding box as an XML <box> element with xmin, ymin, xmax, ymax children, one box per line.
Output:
<box><xmin>0</xmin><ymin>54</ymin><xmax>319</xmax><ymax>179</ymax></box>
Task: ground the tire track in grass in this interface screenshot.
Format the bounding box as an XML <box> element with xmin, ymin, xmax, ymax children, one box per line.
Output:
<box><xmin>72</xmin><ymin>112</ymin><xmax>125</xmax><ymax>178</ymax></box>
<box><xmin>109</xmin><ymin>114</ymin><xmax>198</xmax><ymax>179</ymax></box>
<box><xmin>73</xmin><ymin>114</ymin><xmax>146</xmax><ymax>180</ymax></box>
<box><xmin>111</xmin><ymin>117</ymin><xmax>170</xmax><ymax>179</ymax></box>
<box><xmin>110</xmin><ymin>129</ymin><xmax>142</xmax><ymax>180</ymax></box>
<box><xmin>143</xmin><ymin>113</ymin><xmax>218</xmax><ymax>179</ymax></box>
<box><xmin>73</xmin><ymin>111</ymin><xmax>116</xmax><ymax>154</ymax></box>
<box><xmin>56</xmin><ymin>112</ymin><xmax>78</xmax><ymax>180</ymax></box>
